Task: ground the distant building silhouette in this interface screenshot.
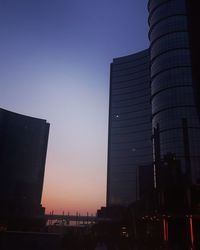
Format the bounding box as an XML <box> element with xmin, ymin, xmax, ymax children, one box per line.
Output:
<box><xmin>0</xmin><ymin>108</ymin><xmax>49</xmax><ymax>229</ymax></box>
<box><xmin>106</xmin><ymin>50</ymin><xmax>153</xmax><ymax>206</ymax></box>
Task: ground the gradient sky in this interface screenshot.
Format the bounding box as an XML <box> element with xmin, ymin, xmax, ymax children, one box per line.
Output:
<box><xmin>0</xmin><ymin>0</ymin><xmax>149</xmax><ymax>215</ymax></box>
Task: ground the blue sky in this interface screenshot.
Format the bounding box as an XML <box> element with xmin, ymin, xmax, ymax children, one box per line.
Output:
<box><xmin>0</xmin><ymin>0</ymin><xmax>149</xmax><ymax>214</ymax></box>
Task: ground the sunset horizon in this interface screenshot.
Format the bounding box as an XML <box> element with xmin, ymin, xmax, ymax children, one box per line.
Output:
<box><xmin>0</xmin><ymin>0</ymin><xmax>148</xmax><ymax>215</ymax></box>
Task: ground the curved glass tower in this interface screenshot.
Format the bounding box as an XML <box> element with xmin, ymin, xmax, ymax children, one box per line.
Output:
<box><xmin>107</xmin><ymin>50</ymin><xmax>153</xmax><ymax>206</ymax></box>
<box><xmin>148</xmin><ymin>0</ymin><xmax>200</xmax><ymax>184</ymax></box>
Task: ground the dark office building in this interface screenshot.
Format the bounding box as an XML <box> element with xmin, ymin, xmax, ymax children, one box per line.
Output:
<box><xmin>107</xmin><ymin>50</ymin><xmax>153</xmax><ymax>207</ymax></box>
<box><xmin>0</xmin><ymin>108</ymin><xmax>49</xmax><ymax>229</ymax></box>
<box><xmin>148</xmin><ymin>0</ymin><xmax>200</xmax><ymax>185</ymax></box>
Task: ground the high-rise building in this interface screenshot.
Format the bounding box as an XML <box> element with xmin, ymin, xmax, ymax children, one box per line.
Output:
<box><xmin>0</xmin><ymin>108</ymin><xmax>49</xmax><ymax>228</ymax></box>
<box><xmin>107</xmin><ymin>50</ymin><xmax>153</xmax><ymax>207</ymax></box>
<box><xmin>107</xmin><ymin>0</ymin><xmax>200</xmax><ymax>208</ymax></box>
<box><xmin>148</xmin><ymin>0</ymin><xmax>200</xmax><ymax>186</ymax></box>
<box><xmin>105</xmin><ymin>0</ymin><xmax>200</xmax><ymax>246</ymax></box>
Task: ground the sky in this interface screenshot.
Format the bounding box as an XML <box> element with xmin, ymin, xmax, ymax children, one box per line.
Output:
<box><xmin>0</xmin><ymin>0</ymin><xmax>149</xmax><ymax>215</ymax></box>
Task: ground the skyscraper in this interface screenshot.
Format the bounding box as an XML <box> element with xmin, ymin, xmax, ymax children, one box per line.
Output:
<box><xmin>148</xmin><ymin>0</ymin><xmax>200</xmax><ymax>185</ymax></box>
<box><xmin>107</xmin><ymin>0</ymin><xmax>200</xmax><ymax>208</ymax></box>
<box><xmin>107</xmin><ymin>50</ymin><xmax>153</xmax><ymax>207</ymax></box>
<box><xmin>0</xmin><ymin>108</ymin><xmax>49</xmax><ymax>228</ymax></box>
<box><xmin>105</xmin><ymin>0</ymin><xmax>200</xmax><ymax>246</ymax></box>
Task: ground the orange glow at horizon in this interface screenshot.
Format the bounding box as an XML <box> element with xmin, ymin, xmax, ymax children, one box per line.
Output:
<box><xmin>41</xmin><ymin>121</ymin><xmax>107</xmax><ymax>215</ymax></box>
<box><xmin>42</xmin><ymin>169</ymin><xmax>106</xmax><ymax>215</ymax></box>
<box><xmin>0</xmin><ymin>0</ymin><xmax>148</xmax><ymax>217</ymax></box>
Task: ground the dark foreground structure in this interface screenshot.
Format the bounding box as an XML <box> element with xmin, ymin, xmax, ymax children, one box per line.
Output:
<box><xmin>0</xmin><ymin>108</ymin><xmax>49</xmax><ymax>230</ymax></box>
<box><xmin>0</xmin><ymin>231</ymin><xmax>61</xmax><ymax>250</ymax></box>
<box><xmin>105</xmin><ymin>0</ymin><xmax>200</xmax><ymax>249</ymax></box>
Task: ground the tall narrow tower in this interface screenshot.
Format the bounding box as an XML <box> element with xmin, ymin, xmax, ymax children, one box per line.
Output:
<box><xmin>107</xmin><ymin>50</ymin><xmax>152</xmax><ymax>207</ymax></box>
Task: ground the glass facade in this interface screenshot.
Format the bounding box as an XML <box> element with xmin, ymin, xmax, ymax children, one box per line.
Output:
<box><xmin>107</xmin><ymin>50</ymin><xmax>153</xmax><ymax>206</ymax></box>
<box><xmin>149</xmin><ymin>0</ymin><xmax>200</xmax><ymax>184</ymax></box>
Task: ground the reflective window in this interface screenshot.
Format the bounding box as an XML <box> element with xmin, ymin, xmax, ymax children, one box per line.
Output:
<box><xmin>112</xmin><ymin>75</ymin><xmax>149</xmax><ymax>86</ymax></box>
<box><xmin>112</xmin><ymin>116</ymin><xmax>151</xmax><ymax>128</ymax></box>
<box><xmin>152</xmin><ymin>86</ymin><xmax>195</xmax><ymax>114</ymax></box>
<box><xmin>111</xmin><ymin>103</ymin><xmax>151</xmax><ymax>115</ymax></box>
<box><xmin>112</xmin><ymin>70</ymin><xmax>149</xmax><ymax>82</ymax></box>
<box><xmin>149</xmin><ymin>15</ymin><xmax>188</xmax><ymax>41</ymax></box>
<box><xmin>112</xmin><ymin>83</ymin><xmax>149</xmax><ymax>95</ymax></box>
<box><xmin>113</xmin><ymin>58</ymin><xmax>148</xmax><ymax>71</ymax></box>
<box><xmin>111</xmin><ymin>124</ymin><xmax>151</xmax><ymax>136</ymax></box>
<box><xmin>110</xmin><ymin>129</ymin><xmax>151</xmax><ymax>141</ymax></box>
<box><xmin>151</xmin><ymin>32</ymin><xmax>189</xmax><ymax>61</ymax></box>
<box><xmin>153</xmin><ymin>107</ymin><xmax>200</xmax><ymax>131</ymax></box>
<box><xmin>151</xmin><ymin>49</ymin><xmax>191</xmax><ymax>77</ymax></box>
<box><xmin>112</xmin><ymin>63</ymin><xmax>149</xmax><ymax>77</ymax></box>
<box><xmin>112</xmin><ymin>86</ymin><xmax>150</xmax><ymax>97</ymax></box>
<box><xmin>149</xmin><ymin>0</ymin><xmax>170</xmax><ymax>12</ymax></box>
<box><xmin>151</xmin><ymin>67</ymin><xmax>192</xmax><ymax>95</ymax></box>
<box><xmin>112</xmin><ymin>98</ymin><xmax>148</xmax><ymax>107</ymax></box>
<box><xmin>149</xmin><ymin>0</ymin><xmax>186</xmax><ymax>28</ymax></box>
<box><xmin>112</xmin><ymin>93</ymin><xmax>149</xmax><ymax>103</ymax></box>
